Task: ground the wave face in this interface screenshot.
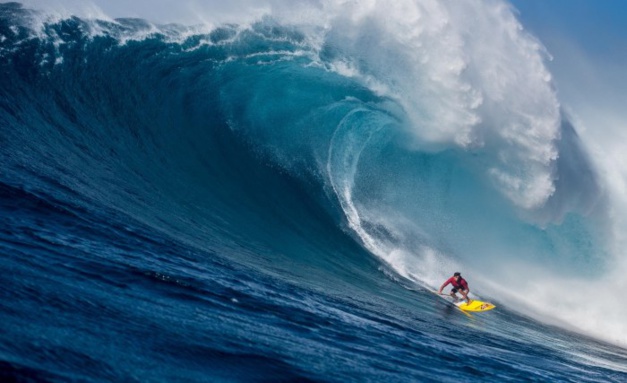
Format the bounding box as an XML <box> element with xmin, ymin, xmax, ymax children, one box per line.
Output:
<box><xmin>2</xmin><ymin>1</ymin><xmax>627</xmax><ymax>381</ymax></box>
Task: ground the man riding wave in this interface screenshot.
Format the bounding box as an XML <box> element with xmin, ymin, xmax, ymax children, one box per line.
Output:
<box><xmin>438</xmin><ymin>272</ymin><xmax>471</xmax><ymax>303</ymax></box>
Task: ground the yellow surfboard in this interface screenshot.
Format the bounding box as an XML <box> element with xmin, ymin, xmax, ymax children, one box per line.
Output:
<box><xmin>455</xmin><ymin>299</ymin><xmax>496</xmax><ymax>312</ymax></box>
<box><xmin>432</xmin><ymin>290</ymin><xmax>496</xmax><ymax>313</ymax></box>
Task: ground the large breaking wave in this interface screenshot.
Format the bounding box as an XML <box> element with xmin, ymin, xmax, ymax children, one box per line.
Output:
<box><xmin>1</xmin><ymin>0</ymin><xmax>625</xmax><ymax>347</ymax></box>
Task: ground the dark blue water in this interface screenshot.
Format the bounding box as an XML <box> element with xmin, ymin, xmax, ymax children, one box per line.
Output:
<box><xmin>1</xmin><ymin>2</ymin><xmax>626</xmax><ymax>382</ymax></box>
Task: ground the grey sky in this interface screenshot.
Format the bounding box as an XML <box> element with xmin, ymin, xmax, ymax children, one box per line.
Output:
<box><xmin>20</xmin><ymin>0</ymin><xmax>317</xmax><ymax>25</ymax></box>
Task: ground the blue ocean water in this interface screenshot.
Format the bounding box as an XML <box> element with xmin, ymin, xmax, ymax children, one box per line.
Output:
<box><xmin>1</xmin><ymin>2</ymin><xmax>627</xmax><ymax>382</ymax></box>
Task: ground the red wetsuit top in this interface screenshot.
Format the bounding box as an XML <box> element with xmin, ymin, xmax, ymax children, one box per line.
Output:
<box><xmin>443</xmin><ymin>276</ymin><xmax>468</xmax><ymax>290</ymax></box>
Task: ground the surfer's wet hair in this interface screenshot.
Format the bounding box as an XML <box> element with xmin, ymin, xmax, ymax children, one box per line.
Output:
<box><xmin>454</xmin><ymin>272</ymin><xmax>461</xmax><ymax>277</ymax></box>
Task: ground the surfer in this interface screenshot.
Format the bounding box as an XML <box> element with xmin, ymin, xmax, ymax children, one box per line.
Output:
<box><xmin>438</xmin><ymin>272</ymin><xmax>471</xmax><ymax>303</ymax></box>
